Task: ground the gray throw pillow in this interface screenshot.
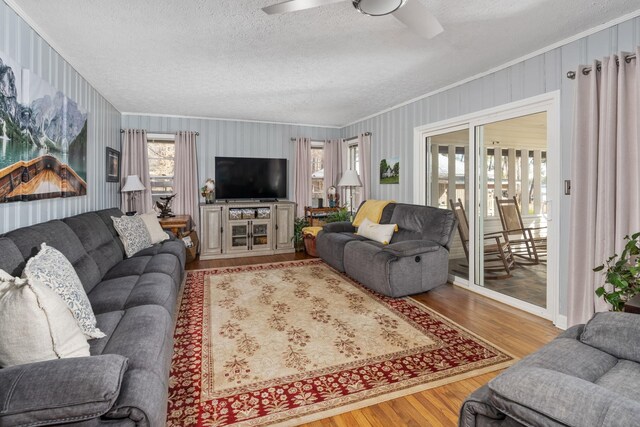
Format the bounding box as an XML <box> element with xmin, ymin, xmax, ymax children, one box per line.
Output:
<box><xmin>112</xmin><ymin>215</ymin><xmax>153</xmax><ymax>257</ymax></box>
<box><xmin>580</xmin><ymin>311</ymin><xmax>640</xmax><ymax>363</ymax></box>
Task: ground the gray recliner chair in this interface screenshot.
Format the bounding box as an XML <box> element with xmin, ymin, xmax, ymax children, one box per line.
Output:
<box><xmin>459</xmin><ymin>312</ymin><xmax>640</xmax><ymax>427</ymax></box>
<box><xmin>316</xmin><ymin>202</ymin><xmax>457</xmax><ymax>297</ymax></box>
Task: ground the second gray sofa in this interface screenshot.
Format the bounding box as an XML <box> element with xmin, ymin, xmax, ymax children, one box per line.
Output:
<box><xmin>459</xmin><ymin>312</ymin><xmax>640</xmax><ymax>427</ymax></box>
<box><xmin>316</xmin><ymin>202</ymin><xmax>456</xmax><ymax>297</ymax></box>
<box><xmin>0</xmin><ymin>208</ymin><xmax>185</xmax><ymax>426</ymax></box>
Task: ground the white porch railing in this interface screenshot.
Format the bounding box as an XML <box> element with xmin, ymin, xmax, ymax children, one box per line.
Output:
<box><xmin>430</xmin><ymin>144</ymin><xmax>547</xmax><ymax>217</ymax></box>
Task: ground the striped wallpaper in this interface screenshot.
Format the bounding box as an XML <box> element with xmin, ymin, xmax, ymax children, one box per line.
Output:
<box><xmin>0</xmin><ymin>1</ymin><xmax>121</xmax><ymax>234</ymax></box>
<box><xmin>121</xmin><ymin>114</ymin><xmax>341</xmax><ymax>201</ymax></box>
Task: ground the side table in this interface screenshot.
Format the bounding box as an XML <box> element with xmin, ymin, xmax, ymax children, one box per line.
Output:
<box><xmin>158</xmin><ymin>214</ymin><xmax>192</xmax><ymax>237</ymax></box>
<box><xmin>304</xmin><ymin>206</ymin><xmax>341</xmax><ymax>227</ymax></box>
<box><xmin>624</xmin><ymin>294</ymin><xmax>640</xmax><ymax>314</ymax></box>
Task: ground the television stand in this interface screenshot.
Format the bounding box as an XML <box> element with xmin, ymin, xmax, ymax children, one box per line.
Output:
<box><xmin>259</xmin><ymin>198</ymin><xmax>278</xmax><ymax>202</ymax></box>
<box><xmin>200</xmin><ymin>200</ymin><xmax>295</xmax><ymax>260</ymax></box>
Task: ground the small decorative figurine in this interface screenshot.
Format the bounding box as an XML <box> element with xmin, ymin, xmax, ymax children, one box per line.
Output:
<box><xmin>156</xmin><ymin>194</ymin><xmax>177</xmax><ymax>218</ymax></box>
<box><xmin>327</xmin><ymin>186</ymin><xmax>339</xmax><ymax>207</ymax></box>
<box><xmin>201</xmin><ymin>178</ymin><xmax>215</xmax><ymax>204</ymax></box>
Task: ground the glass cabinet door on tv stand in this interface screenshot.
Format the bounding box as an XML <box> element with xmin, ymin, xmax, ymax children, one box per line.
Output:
<box><xmin>228</xmin><ymin>223</ymin><xmax>249</xmax><ymax>253</ymax></box>
<box><xmin>251</xmin><ymin>220</ymin><xmax>270</xmax><ymax>250</ymax></box>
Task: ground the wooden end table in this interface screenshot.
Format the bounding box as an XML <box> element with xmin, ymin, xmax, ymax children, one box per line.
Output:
<box><xmin>158</xmin><ymin>214</ymin><xmax>192</xmax><ymax>237</ymax></box>
<box><xmin>624</xmin><ymin>294</ymin><xmax>640</xmax><ymax>314</ymax></box>
<box><xmin>304</xmin><ymin>206</ymin><xmax>341</xmax><ymax>227</ymax></box>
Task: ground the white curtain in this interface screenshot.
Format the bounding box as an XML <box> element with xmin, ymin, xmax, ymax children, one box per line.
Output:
<box><xmin>120</xmin><ymin>129</ymin><xmax>152</xmax><ymax>213</ymax></box>
<box><xmin>174</xmin><ymin>131</ymin><xmax>199</xmax><ymax>230</ymax></box>
<box><xmin>568</xmin><ymin>47</ymin><xmax>640</xmax><ymax>326</ymax></box>
<box><xmin>294</xmin><ymin>137</ymin><xmax>311</xmax><ymax>217</ymax></box>
<box><xmin>357</xmin><ymin>133</ymin><xmax>372</xmax><ymax>206</ymax></box>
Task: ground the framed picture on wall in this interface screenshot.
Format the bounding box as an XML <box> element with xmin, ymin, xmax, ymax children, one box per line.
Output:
<box><xmin>106</xmin><ymin>147</ymin><xmax>120</xmax><ymax>182</ymax></box>
<box><xmin>380</xmin><ymin>156</ymin><xmax>399</xmax><ymax>184</ymax></box>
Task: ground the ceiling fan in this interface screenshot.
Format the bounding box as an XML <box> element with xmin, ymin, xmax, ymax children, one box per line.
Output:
<box><xmin>262</xmin><ymin>0</ymin><xmax>443</xmax><ymax>39</ymax></box>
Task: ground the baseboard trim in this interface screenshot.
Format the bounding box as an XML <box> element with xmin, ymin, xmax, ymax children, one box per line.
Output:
<box><xmin>554</xmin><ymin>315</ymin><xmax>568</xmax><ymax>330</ymax></box>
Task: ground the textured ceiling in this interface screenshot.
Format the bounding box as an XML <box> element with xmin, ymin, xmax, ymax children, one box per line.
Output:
<box><xmin>9</xmin><ymin>0</ymin><xmax>639</xmax><ymax>127</ymax></box>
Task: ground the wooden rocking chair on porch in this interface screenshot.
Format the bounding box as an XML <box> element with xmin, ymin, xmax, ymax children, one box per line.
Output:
<box><xmin>449</xmin><ymin>199</ymin><xmax>515</xmax><ymax>280</ymax></box>
<box><xmin>495</xmin><ymin>196</ymin><xmax>547</xmax><ymax>265</ymax></box>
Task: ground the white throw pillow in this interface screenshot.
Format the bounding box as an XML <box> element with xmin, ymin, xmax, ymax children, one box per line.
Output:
<box><xmin>139</xmin><ymin>211</ymin><xmax>169</xmax><ymax>244</ymax></box>
<box><xmin>23</xmin><ymin>243</ymin><xmax>105</xmax><ymax>339</ymax></box>
<box><xmin>112</xmin><ymin>215</ymin><xmax>153</xmax><ymax>257</ymax></box>
<box><xmin>356</xmin><ymin>217</ymin><xmax>397</xmax><ymax>245</ymax></box>
<box><xmin>0</xmin><ymin>269</ymin><xmax>89</xmax><ymax>368</ymax></box>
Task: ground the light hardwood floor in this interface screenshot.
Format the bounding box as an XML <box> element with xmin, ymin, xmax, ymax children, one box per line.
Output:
<box><xmin>187</xmin><ymin>253</ymin><xmax>560</xmax><ymax>427</ymax></box>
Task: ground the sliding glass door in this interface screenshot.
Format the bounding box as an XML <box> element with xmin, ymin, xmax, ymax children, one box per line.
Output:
<box><xmin>417</xmin><ymin>94</ymin><xmax>558</xmax><ymax>320</ymax></box>
<box><xmin>425</xmin><ymin>127</ymin><xmax>469</xmax><ymax>280</ymax></box>
<box><xmin>475</xmin><ymin>113</ymin><xmax>548</xmax><ymax>309</ymax></box>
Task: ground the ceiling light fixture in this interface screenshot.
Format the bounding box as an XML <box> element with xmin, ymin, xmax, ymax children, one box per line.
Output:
<box><xmin>352</xmin><ymin>0</ymin><xmax>407</xmax><ymax>16</ymax></box>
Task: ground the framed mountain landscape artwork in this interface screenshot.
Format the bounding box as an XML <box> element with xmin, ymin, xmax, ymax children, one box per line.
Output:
<box><xmin>0</xmin><ymin>51</ymin><xmax>87</xmax><ymax>203</ymax></box>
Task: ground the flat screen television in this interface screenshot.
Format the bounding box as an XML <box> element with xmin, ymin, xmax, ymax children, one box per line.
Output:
<box><xmin>215</xmin><ymin>157</ymin><xmax>287</xmax><ymax>200</ymax></box>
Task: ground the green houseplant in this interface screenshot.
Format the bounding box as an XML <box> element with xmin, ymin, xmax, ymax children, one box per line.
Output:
<box><xmin>292</xmin><ymin>217</ymin><xmax>310</xmax><ymax>252</ymax></box>
<box><xmin>593</xmin><ymin>232</ymin><xmax>640</xmax><ymax>311</ymax></box>
<box><xmin>324</xmin><ymin>208</ymin><xmax>351</xmax><ymax>223</ymax></box>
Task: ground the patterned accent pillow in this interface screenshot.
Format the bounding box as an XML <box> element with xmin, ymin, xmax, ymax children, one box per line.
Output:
<box><xmin>0</xmin><ymin>269</ymin><xmax>90</xmax><ymax>367</ymax></box>
<box><xmin>112</xmin><ymin>215</ymin><xmax>153</xmax><ymax>257</ymax></box>
<box><xmin>23</xmin><ymin>243</ymin><xmax>105</xmax><ymax>339</ymax></box>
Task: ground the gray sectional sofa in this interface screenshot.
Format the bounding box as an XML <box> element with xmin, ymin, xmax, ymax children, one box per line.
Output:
<box><xmin>459</xmin><ymin>312</ymin><xmax>640</xmax><ymax>427</ymax></box>
<box><xmin>316</xmin><ymin>202</ymin><xmax>457</xmax><ymax>297</ymax></box>
<box><xmin>0</xmin><ymin>208</ymin><xmax>185</xmax><ymax>426</ymax></box>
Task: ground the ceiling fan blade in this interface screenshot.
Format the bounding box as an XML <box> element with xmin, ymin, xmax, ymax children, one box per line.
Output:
<box><xmin>262</xmin><ymin>0</ymin><xmax>345</xmax><ymax>15</ymax></box>
<box><xmin>392</xmin><ymin>0</ymin><xmax>443</xmax><ymax>39</ymax></box>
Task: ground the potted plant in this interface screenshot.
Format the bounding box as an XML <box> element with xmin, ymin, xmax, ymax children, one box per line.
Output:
<box><xmin>593</xmin><ymin>232</ymin><xmax>640</xmax><ymax>311</ymax></box>
<box><xmin>293</xmin><ymin>217</ymin><xmax>310</xmax><ymax>252</ymax></box>
<box><xmin>324</xmin><ymin>208</ymin><xmax>351</xmax><ymax>223</ymax></box>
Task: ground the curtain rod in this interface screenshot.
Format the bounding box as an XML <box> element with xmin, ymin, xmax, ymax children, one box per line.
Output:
<box><xmin>120</xmin><ymin>129</ymin><xmax>200</xmax><ymax>136</ymax></box>
<box><xmin>566</xmin><ymin>53</ymin><xmax>636</xmax><ymax>79</ymax></box>
<box><xmin>290</xmin><ymin>131</ymin><xmax>371</xmax><ymax>142</ymax></box>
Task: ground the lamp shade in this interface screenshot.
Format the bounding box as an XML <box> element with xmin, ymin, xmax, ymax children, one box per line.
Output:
<box><xmin>337</xmin><ymin>169</ymin><xmax>362</xmax><ymax>187</ymax></box>
<box><xmin>121</xmin><ymin>175</ymin><xmax>146</xmax><ymax>192</ymax></box>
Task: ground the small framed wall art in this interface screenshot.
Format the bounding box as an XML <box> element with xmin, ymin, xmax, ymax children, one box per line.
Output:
<box><xmin>106</xmin><ymin>147</ymin><xmax>120</xmax><ymax>182</ymax></box>
<box><xmin>380</xmin><ymin>156</ymin><xmax>399</xmax><ymax>184</ymax></box>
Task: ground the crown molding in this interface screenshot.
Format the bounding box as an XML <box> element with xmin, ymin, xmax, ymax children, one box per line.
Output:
<box><xmin>6</xmin><ymin>0</ymin><xmax>640</xmax><ymax>130</ymax></box>
<box><xmin>121</xmin><ymin>112</ymin><xmax>341</xmax><ymax>129</ymax></box>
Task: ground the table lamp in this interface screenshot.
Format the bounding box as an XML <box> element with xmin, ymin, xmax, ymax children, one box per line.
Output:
<box><xmin>337</xmin><ymin>169</ymin><xmax>362</xmax><ymax>218</ymax></box>
<box><xmin>121</xmin><ymin>175</ymin><xmax>146</xmax><ymax>215</ymax></box>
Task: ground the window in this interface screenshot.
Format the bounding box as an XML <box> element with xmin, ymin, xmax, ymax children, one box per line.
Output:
<box><xmin>311</xmin><ymin>142</ymin><xmax>324</xmax><ymax>206</ymax></box>
<box><xmin>147</xmin><ymin>136</ymin><xmax>175</xmax><ymax>204</ymax></box>
<box><xmin>348</xmin><ymin>143</ymin><xmax>359</xmax><ymax>174</ymax></box>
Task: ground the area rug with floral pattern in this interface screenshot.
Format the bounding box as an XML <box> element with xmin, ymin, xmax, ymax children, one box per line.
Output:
<box><xmin>168</xmin><ymin>259</ymin><xmax>515</xmax><ymax>426</ymax></box>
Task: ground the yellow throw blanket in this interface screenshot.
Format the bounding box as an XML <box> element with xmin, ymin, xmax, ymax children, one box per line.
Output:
<box><xmin>352</xmin><ymin>200</ymin><xmax>395</xmax><ymax>227</ymax></box>
<box><xmin>302</xmin><ymin>226</ymin><xmax>323</xmax><ymax>237</ymax></box>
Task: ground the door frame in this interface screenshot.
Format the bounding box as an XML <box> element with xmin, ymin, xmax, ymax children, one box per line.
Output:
<box><xmin>413</xmin><ymin>92</ymin><xmax>561</xmax><ymax>326</ymax></box>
